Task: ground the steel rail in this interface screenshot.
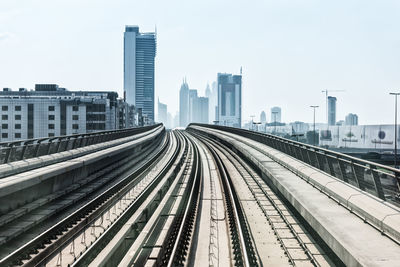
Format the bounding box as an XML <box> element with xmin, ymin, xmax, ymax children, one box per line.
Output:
<box><xmin>165</xmin><ymin>131</ymin><xmax>202</xmax><ymax>267</ymax></box>
<box><xmin>197</xmin><ymin>133</ymin><xmax>253</xmax><ymax>267</ymax></box>
<box><xmin>0</xmin><ymin>131</ymin><xmax>169</xmax><ymax>267</ymax></box>
<box><xmin>196</xmin><ymin>131</ymin><xmax>322</xmax><ymax>266</ymax></box>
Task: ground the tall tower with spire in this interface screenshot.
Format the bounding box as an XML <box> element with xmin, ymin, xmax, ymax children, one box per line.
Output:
<box><xmin>179</xmin><ymin>78</ymin><xmax>190</xmax><ymax>127</ymax></box>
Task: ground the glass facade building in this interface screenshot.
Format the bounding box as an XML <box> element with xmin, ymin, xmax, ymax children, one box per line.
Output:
<box><xmin>124</xmin><ymin>26</ymin><xmax>156</xmax><ymax>123</ymax></box>
<box><xmin>217</xmin><ymin>73</ymin><xmax>242</xmax><ymax>128</ymax></box>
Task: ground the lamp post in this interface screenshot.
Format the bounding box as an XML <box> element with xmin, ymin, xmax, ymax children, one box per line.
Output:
<box><xmin>249</xmin><ymin>115</ymin><xmax>255</xmax><ymax>130</ymax></box>
<box><xmin>310</xmin><ymin>105</ymin><xmax>319</xmax><ymax>146</ymax></box>
<box><xmin>390</xmin><ymin>93</ymin><xmax>400</xmax><ymax>168</ymax></box>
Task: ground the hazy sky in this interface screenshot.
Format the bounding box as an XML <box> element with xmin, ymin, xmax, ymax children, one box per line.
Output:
<box><xmin>0</xmin><ymin>0</ymin><xmax>399</xmax><ymax>125</ymax></box>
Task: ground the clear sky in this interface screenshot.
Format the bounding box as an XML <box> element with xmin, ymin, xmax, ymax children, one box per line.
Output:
<box><xmin>0</xmin><ymin>0</ymin><xmax>399</xmax><ymax>125</ymax></box>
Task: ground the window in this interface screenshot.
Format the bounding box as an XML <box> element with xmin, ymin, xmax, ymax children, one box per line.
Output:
<box><xmin>87</xmin><ymin>104</ymin><xmax>106</xmax><ymax>112</ymax></box>
<box><xmin>15</xmin><ymin>114</ymin><xmax>21</xmax><ymax>120</ymax></box>
<box><xmin>86</xmin><ymin>123</ymin><xmax>105</xmax><ymax>130</ymax></box>
<box><xmin>15</xmin><ymin>124</ymin><xmax>21</xmax><ymax>129</ymax></box>
<box><xmin>15</xmin><ymin>106</ymin><xmax>21</xmax><ymax>111</ymax></box>
<box><xmin>48</xmin><ymin>115</ymin><xmax>55</xmax><ymax>120</ymax></box>
<box><xmin>48</xmin><ymin>124</ymin><xmax>55</xmax><ymax>130</ymax></box>
<box><xmin>2</xmin><ymin>106</ymin><xmax>8</xmax><ymax>111</ymax></box>
<box><xmin>72</xmin><ymin>124</ymin><xmax>79</xmax><ymax>129</ymax></box>
<box><xmin>87</xmin><ymin>114</ymin><xmax>106</xmax><ymax>121</ymax></box>
<box><xmin>48</xmin><ymin>133</ymin><xmax>55</xmax><ymax>137</ymax></box>
<box><xmin>72</xmin><ymin>115</ymin><xmax>79</xmax><ymax>120</ymax></box>
<box><xmin>15</xmin><ymin>133</ymin><xmax>21</xmax><ymax>138</ymax></box>
<box><xmin>1</xmin><ymin>115</ymin><xmax>8</xmax><ymax>120</ymax></box>
<box><xmin>1</xmin><ymin>133</ymin><xmax>8</xmax><ymax>138</ymax></box>
<box><xmin>72</xmin><ymin>105</ymin><xmax>79</xmax><ymax>111</ymax></box>
<box><xmin>2</xmin><ymin>124</ymin><xmax>8</xmax><ymax>129</ymax></box>
<box><xmin>48</xmin><ymin>106</ymin><xmax>55</xmax><ymax>111</ymax></box>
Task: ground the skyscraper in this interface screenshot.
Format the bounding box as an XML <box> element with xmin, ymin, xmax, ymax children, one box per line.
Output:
<box><xmin>198</xmin><ymin>97</ymin><xmax>209</xmax><ymax>124</ymax></box>
<box><xmin>260</xmin><ymin>111</ymin><xmax>266</xmax><ymax>124</ymax></box>
<box><xmin>157</xmin><ymin>98</ymin><xmax>167</xmax><ymax>126</ymax></box>
<box><xmin>328</xmin><ymin>96</ymin><xmax>337</xmax><ymax>126</ymax></box>
<box><xmin>124</xmin><ymin>26</ymin><xmax>156</xmax><ymax>123</ymax></box>
<box><xmin>179</xmin><ymin>79</ymin><xmax>189</xmax><ymax>127</ymax></box>
<box><xmin>189</xmin><ymin>89</ymin><xmax>198</xmax><ymax>123</ymax></box>
<box><xmin>345</xmin><ymin>113</ymin><xmax>358</xmax><ymax>126</ymax></box>
<box><xmin>271</xmin><ymin>107</ymin><xmax>281</xmax><ymax>123</ymax></box>
<box><xmin>217</xmin><ymin>73</ymin><xmax>242</xmax><ymax>128</ymax></box>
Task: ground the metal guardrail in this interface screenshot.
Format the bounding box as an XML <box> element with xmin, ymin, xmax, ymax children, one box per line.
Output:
<box><xmin>0</xmin><ymin>124</ymin><xmax>162</xmax><ymax>164</ymax></box>
<box><xmin>189</xmin><ymin>123</ymin><xmax>400</xmax><ymax>202</ymax></box>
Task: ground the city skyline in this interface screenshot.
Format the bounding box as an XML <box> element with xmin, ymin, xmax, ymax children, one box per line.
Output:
<box><xmin>0</xmin><ymin>1</ymin><xmax>399</xmax><ymax>125</ymax></box>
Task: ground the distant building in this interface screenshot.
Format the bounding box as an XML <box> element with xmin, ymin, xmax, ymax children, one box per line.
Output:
<box><xmin>260</xmin><ymin>111</ymin><xmax>266</xmax><ymax>124</ymax></box>
<box><xmin>198</xmin><ymin>97</ymin><xmax>209</xmax><ymax>124</ymax></box>
<box><xmin>345</xmin><ymin>113</ymin><xmax>358</xmax><ymax>126</ymax></box>
<box><xmin>167</xmin><ymin>112</ymin><xmax>173</xmax><ymax>129</ymax></box>
<box><xmin>0</xmin><ymin>84</ymin><xmax>135</xmax><ymax>141</ymax></box>
<box><xmin>336</xmin><ymin>120</ymin><xmax>345</xmax><ymax>126</ymax></box>
<box><xmin>188</xmin><ymin>90</ymin><xmax>209</xmax><ymax>124</ymax></box>
<box><xmin>179</xmin><ymin>79</ymin><xmax>190</xmax><ymax>127</ymax></box>
<box><xmin>124</xmin><ymin>25</ymin><xmax>156</xmax><ymax>124</ymax></box>
<box><xmin>157</xmin><ymin>99</ymin><xmax>167</xmax><ymax>126</ymax></box>
<box><xmin>206</xmin><ymin>82</ymin><xmax>218</xmax><ymax>124</ymax></box>
<box><xmin>217</xmin><ymin>73</ymin><xmax>242</xmax><ymax>128</ymax></box>
<box><xmin>271</xmin><ymin>106</ymin><xmax>281</xmax><ymax>123</ymax></box>
<box><xmin>189</xmin><ymin>89</ymin><xmax>198</xmax><ymax>123</ymax></box>
<box><xmin>173</xmin><ymin>111</ymin><xmax>179</xmax><ymax>128</ymax></box>
<box><xmin>328</xmin><ymin>96</ymin><xmax>337</xmax><ymax>126</ymax></box>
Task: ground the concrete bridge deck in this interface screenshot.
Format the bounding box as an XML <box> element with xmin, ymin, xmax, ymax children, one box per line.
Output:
<box><xmin>0</xmin><ymin>124</ymin><xmax>399</xmax><ymax>266</ymax></box>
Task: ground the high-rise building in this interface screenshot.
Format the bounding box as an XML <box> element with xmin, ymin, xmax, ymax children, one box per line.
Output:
<box><xmin>198</xmin><ymin>97</ymin><xmax>209</xmax><ymax>124</ymax></box>
<box><xmin>271</xmin><ymin>107</ymin><xmax>281</xmax><ymax>123</ymax></box>
<box><xmin>157</xmin><ymin>98</ymin><xmax>167</xmax><ymax>126</ymax></box>
<box><xmin>328</xmin><ymin>96</ymin><xmax>337</xmax><ymax>126</ymax></box>
<box><xmin>217</xmin><ymin>73</ymin><xmax>242</xmax><ymax>128</ymax></box>
<box><xmin>260</xmin><ymin>111</ymin><xmax>266</xmax><ymax>124</ymax></box>
<box><xmin>345</xmin><ymin>113</ymin><xmax>358</xmax><ymax>126</ymax></box>
<box><xmin>189</xmin><ymin>89</ymin><xmax>198</xmax><ymax>123</ymax></box>
<box><xmin>205</xmin><ymin>82</ymin><xmax>218</xmax><ymax>124</ymax></box>
<box><xmin>179</xmin><ymin>79</ymin><xmax>189</xmax><ymax>127</ymax></box>
<box><xmin>124</xmin><ymin>25</ymin><xmax>156</xmax><ymax>124</ymax></box>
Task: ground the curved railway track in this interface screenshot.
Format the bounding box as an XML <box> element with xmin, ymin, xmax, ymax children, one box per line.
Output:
<box><xmin>0</xmin><ymin>130</ymin><xmax>169</xmax><ymax>266</ymax></box>
<box><xmin>1</xmin><ymin>128</ymin><xmax>343</xmax><ymax>266</ymax></box>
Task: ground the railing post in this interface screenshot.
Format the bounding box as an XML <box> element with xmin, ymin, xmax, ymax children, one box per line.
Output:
<box><xmin>56</xmin><ymin>137</ymin><xmax>63</xmax><ymax>153</ymax></box>
<box><xmin>20</xmin><ymin>141</ymin><xmax>28</xmax><ymax>161</ymax></box>
<box><xmin>369</xmin><ymin>165</ymin><xmax>386</xmax><ymax>200</ymax></box>
<box><xmin>325</xmin><ymin>154</ymin><xmax>335</xmax><ymax>176</ymax></box>
<box><xmin>46</xmin><ymin>139</ymin><xmax>53</xmax><ymax>155</ymax></box>
<box><xmin>4</xmin><ymin>143</ymin><xmax>14</xmax><ymax>163</ymax></box>
<box><xmin>34</xmin><ymin>140</ymin><xmax>44</xmax><ymax>157</ymax></box>
<box><xmin>351</xmin><ymin>161</ymin><xmax>366</xmax><ymax>191</ymax></box>
<box><xmin>337</xmin><ymin>158</ymin><xmax>349</xmax><ymax>183</ymax></box>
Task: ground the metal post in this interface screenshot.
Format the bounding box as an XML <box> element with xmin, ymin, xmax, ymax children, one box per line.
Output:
<box><xmin>310</xmin><ymin>105</ymin><xmax>319</xmax><ymax>146</ymax></box>
<box><xmin>390</xmin><ymin>92</ymin><xmax>400</xmax><ymax>168</ymax></box>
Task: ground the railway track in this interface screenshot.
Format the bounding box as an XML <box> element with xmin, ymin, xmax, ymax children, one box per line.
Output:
<box><xmin>1</xmin><ymin>128</ymin><xmax>346</xmax><ymax>266</ymax></box>
<box><xmin>0</xmin><ymin>130</ymin><xmax>169</xmax><ymax>266</ymax></box>
<box><xmin>190</xmin><ymin>130</ymin><xmax>335</xmax><ymax>266</ymax></box>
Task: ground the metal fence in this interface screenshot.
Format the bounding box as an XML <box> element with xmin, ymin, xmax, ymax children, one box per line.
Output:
<box><xmin>189</xmin><ymin>123</ymin><xmax>400</xmax><ymax>202</ymax></box>
<box><xmin>0</xmin><ymin>124</ymin><xmax>162</xmax><ymax>164</ymax></box>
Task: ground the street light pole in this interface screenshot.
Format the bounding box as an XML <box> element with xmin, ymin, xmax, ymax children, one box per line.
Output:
<box><xmin>390</xmin><ymin>93</ymin><xmax>400</xmax><ymax>168</ymax></box>
<box><xmin>310</xmin><ymin>105</ymin><xmax>319</xmax><ymax>146</ymax></box>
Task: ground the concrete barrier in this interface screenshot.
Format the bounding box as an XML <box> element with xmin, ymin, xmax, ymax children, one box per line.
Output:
<box><xmin>0</xmin><ymin>127</ymin><xmax>164</xmax><ymax>214</ymax></box>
